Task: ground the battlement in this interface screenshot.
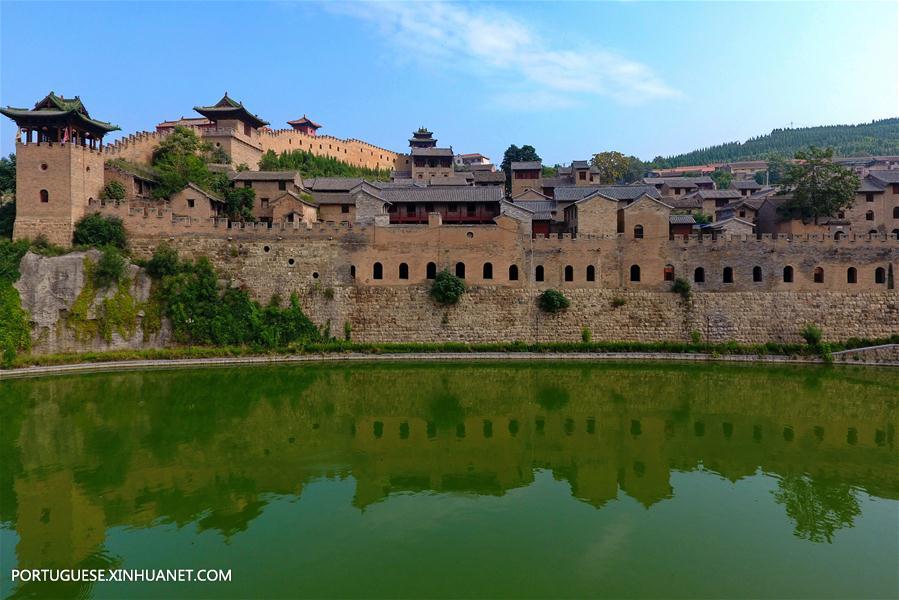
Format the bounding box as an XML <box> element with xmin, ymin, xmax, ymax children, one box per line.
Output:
<box><xmin>14</xmin><ymin>140</ymin><xmax>106</xmax><ymax>155</ymax></box>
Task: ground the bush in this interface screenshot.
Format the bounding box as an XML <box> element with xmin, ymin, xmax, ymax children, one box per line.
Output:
<box><xmin>581</xmin><ymin>327</ymin><xmax>592</xmax><ymax>343</ymax></box>
<box><xmin>690</xmin><ymin>330</ymin><xmax>702</xmax><ymax>344</ymax></box>
<box><xmin>0</xmin><ymin>238</ymin><xmax>30</xmax><ymax>282</ymax></box>
<box><xmin>430</xmin><ymin>270</ymin><xmax>466</xmax><ymax>305</ymax></box>
<box><xmin>99</xmin><ymin>180</ymin><xmax>126</xmax><ymax>201</ymax></box>
<box><xmin>672</xmin><ymin>277</ymin><xmax>692</xmax><ymax>300</ymax></box>
<box><xmin>611</xmin><ymin>297</ymin><xmax>627</xmax><ymax>308</ymax></box>
<box><xmin>0</xmin><ymin>200</ymin><xmax>15</xmax><ymax>239</ymax></box>
<box><xmin>73</xmin><ymin>213</ymin><xmax>128</xmax><ymax>249</ymax></box>
<box><xmin>344</xmin><ymin>321</ymin><xmax>353</xmax><ymax>341</ymax></box>
<box><xmin>93</xmin><ymin>246</ymin><xmax>126</xmax><ymax>289</ymax></box>
<box><xmin>800</xmin><ymin>324</ymin><xmax>823</xmax><ymax>346</ymax></box>
<box><xmin>145</xmin><ymin>243</ymin><xmax>181</xmax><ymax>279</ymax></box>
<box><xmin>539</xmin><ymin>289</ymin><xmax>570</xmax><ymax>313</ymax></box>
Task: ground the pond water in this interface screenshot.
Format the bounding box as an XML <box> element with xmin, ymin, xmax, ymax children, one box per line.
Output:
<box><xmin>0</xmin><ymin>362</ymin><xmax>897</xmax><ymax>599</ymax></box>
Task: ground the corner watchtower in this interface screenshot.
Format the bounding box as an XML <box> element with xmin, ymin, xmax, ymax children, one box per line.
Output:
<box><xmin>1</xmin><ymin>92</ymin><xmax>119</xmax><ymax>245</ymax></box>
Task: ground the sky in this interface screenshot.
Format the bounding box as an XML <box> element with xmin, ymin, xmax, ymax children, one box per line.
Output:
<box><xmin>1</xmin><ymin>1</ymin><xmax>897</xmax><ymax>164</ymax></box>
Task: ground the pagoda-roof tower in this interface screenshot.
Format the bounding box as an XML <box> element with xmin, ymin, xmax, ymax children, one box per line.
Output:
<box><xmin>194</xmin><ymin>93</ymin><xmax>269</xmax><ymax>129</ymax></box>
<box><xmin>409</xmin><ymin>127</ymin><xmax>437</xmax><ymax>149</ymax></box>
<box><xmin>0</xmin><ymin>92</ymin><xmax>120</xmax><ymax>138</ymax></box>
<box><xmin>287</xmin><ymin>115</ymin><xmax>322</xmax><ymax>129</ymax></box>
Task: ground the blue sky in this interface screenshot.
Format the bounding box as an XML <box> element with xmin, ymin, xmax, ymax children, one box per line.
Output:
<box><xmin>2</xmin><ymin>1</ymin><xmax>897</xmax><ymax>164</ymax></box>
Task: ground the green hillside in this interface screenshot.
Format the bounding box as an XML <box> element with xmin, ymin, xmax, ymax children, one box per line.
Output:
<box><xmin>652</xmin><ymin>118</ymin><xmax>899</xmax><ymax>168</ymax></box>
<box><xmin>258</xmin><ymin>149</ymin><xmax>392</xmax><ymax>180</ymax></box>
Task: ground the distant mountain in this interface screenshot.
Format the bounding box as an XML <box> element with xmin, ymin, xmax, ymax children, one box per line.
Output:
<box><xmin>652</xmin><ymin>118</ymin><xmax>899</xmax><ymax>168</ymax></box>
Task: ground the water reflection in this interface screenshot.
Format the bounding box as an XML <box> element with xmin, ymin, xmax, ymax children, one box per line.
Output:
<box><xmin>1</xmin><ymin>362</ymin><xmax>897</xmax><ymax>596</ymax></box>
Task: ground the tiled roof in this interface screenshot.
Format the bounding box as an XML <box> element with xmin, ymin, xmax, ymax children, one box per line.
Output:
<box><xmin>540</xmin><ymin>176</ymin><xmax>574</xmax><ymax>188</ymax></box>
<box><xmin>669</xmin><ymin>214</ymin><xmax>696</xmax><ymax>225</ymax></box>
<box><xmin>514</xmin><ymin>200</ymin><xmax>556</xmax><ymax>220</ymax></box>
<box><xmin>571</xmin><ymin>160</ymin><xmax>589</xmax><ymax>169</ymax></box>
<box><xmin>306</xmin><ymin>177</ymin><xmax>364</xmax><ymax>192</ymax></box>
<box><xmin>183</xmin><ymin>182</ymin><xmax>225</xmax><ymax>204</ymax></box>
<box><xmin>687</xmin><ymin>190</ymin><xmax>743</xmax><ymax>200</ymax></box>
<box><xmin>869</xmin><ymin>170</ymin><xmax>899</xmax><ymax>184</ymax></box>
<box><xmin>556</xmin><ymin>185</ymin><xmax>660</xmax><ymax>203</ymax></box>
<box><xmin>287</xmin><ymin>115</ymin><xmax>322</xmax><ymax>128</ymax></box>
<box><xmin>472</xmin><ymin>171</ymin><xmax>505</xmax><ymax>183</ymax></box>
<box><xmin>666</xmin><ymin>196</ymin><xmax>704</xmax><ymax>209</ymax></box>
<box><xmin>469</xmin><ymin>163</ymin><xmax>496</xmax><ymax>172</ymax></box>
<box><xmin>643</xmin><ymin>176</ymin><xmax>713</xmax><ymax>187</ymax></box>
<box><xmin>429</xmin><ymin>176</ymin><xmax>471</xmax><ymax>186</ymax></box>
<box><xmin>411</xmin><ymin>147</ymin><xmax>454</xmax><ymax>157</ymax></box>
<box><xmin>380</xmin><ymin>186</ymin><xmax>503</xmax><ymax>204</ymax></box>
<box><xmin>858</xmin><ymin>177</ymin><xmax>886</xmax><ymax>192</ymax></box>
<box><xmin>273</xmin><ymin>190</ymin><xmax>317</xmax><ymax>207</ymax></box>
<box><xmin>731</xmin><ymin>180</ymin><xmax>762</xmax><ymax>190</ymax></box>
<box><xmin>194</xmin><ymin>93</ymin><xmax>269</xmax><ymax>128</ymax></box>
<box><xmin>511</xmin><ymin>161</ymin><xmax>542</xmax><ymax>170</ymax></box>
<box><xmin>229</xmin><ymin>170</ymin><xmax>300</xmax><ymax>181</ymax></box>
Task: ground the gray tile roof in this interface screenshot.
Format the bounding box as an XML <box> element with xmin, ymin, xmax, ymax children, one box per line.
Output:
<box><xmin>429</xmin><ymin>176</ymin><xmax>471</xmax><ymax>186</ymax></box>
<box><xmin>381</xmin><ymin>186</ymin><xmax>503</xmax><ymax>204</ymax></box>
<box><xmin>731</xmin><ymin>180</ymin><xmax>762</xmax><ymax>190</ymax></box>
<box><xmin>858</xmin><ymin>177</ymin><xmax>886</xmax><ymax>193</ymax></box>
<box><xmin>688</xmin><ymin>189</ymin><xmax>743</xmax><ymax>200</ymax></box>
<box><xmin>571</xmin><ymin>160</ymin><xmax>589</xmax><ymax>169</ymax></box>
<box><xmin>669</xmin><ymin>214</ymin><xmax>696</xmax><ymax>225</ymax></box>
<box><xmin>411</xmin><ymin>147</ymin><xmax>454</xmax><ymax>157</ymax></box>
<box><xmin>869</xmin><ymin>170</ymin><xmax>899</xmax><ymax>184</ymax></box>
<box><xmin>306</xmin><ymin>177</ymin><xmax>364</xmax><ymax>191</ymax></box>
<box><xmin>643</xmin><ymin>176</ymin><xmax>713</xmax><ymax>187</ymax></box>
<box><xmin>511</xmin><ymin>161</ymin><xmax>542</xmax><ymax>170</ymax></box>
<box><xmin>309</xmin><ymin>192</ymin><xmax>352</xmax><ymax>205</ymax></box>
<box><xmin>229</xmin><ymin>170</ymin><xmax>300</xmax><ymax>181</ymax></box>
<box><xmin>472</xmin><ymin>171</ymin><xmax>505</xmax><ymax>183</ymax></box>
<box><xmin>539</xmin><ymin>176</ymin><xmax>574</xmax><ymax>188</ymax></box>
<box><xmin>469</xmin><ymin>163</ymin><xmax>496</xmax><ymax>172</ymax></box>
<box><xmin>667</xmin><ymin>196</ymin><xmax>704</xmax><ymax>209</ymax></box>
<box><xmin>514</xmin><ymin>200</ymin><xmax>556</xmax><ymax>220</ymax></box>
<box><xmin>556</xmin><ymin>185</ymin><xmax>660</xmax><ymax>203</ymax></box>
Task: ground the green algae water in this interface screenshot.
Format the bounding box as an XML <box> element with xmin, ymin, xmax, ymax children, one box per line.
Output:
<box><xmin>0</xmin><ymin>362</ymin><xmax>897</xmax><ymax>599</ymax></box>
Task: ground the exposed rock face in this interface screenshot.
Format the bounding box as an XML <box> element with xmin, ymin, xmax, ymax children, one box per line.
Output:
<box><xmin>14</xmin><ymin>251</ymin><xmax>169</xmax><ymax>354</ymax></box>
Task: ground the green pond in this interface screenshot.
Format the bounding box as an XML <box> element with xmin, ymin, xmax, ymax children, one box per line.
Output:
<box><xmin>0</xmin><ymin>362</ymin><xmax>897</xmax><ymax>599</ymax></box>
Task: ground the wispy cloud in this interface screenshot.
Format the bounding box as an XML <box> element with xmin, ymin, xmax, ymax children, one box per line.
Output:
<box><xmin>325</xmin><ymin>1</ymin><xmax>680</xmax><ymax>110</ymax></box>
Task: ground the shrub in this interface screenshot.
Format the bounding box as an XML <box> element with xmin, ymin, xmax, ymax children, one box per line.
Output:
<box><xmin>73</xmin><ymin>213</ymin><xmax>128</xmax><ymax>249</ymax></box>
<box><xmin>539</xmin><ymin>289</ymin><xmax>570</xmax><ymax>313</ymax></box>
<box><xmin>800</xmin><ymin>323</ymin><xmax>823</xmax><ymax>346</ymax></box>
<box><xmin>343</xmin><ymin>321</ymin><xmax>353</xmax><ymax>341</ymax></box>
<box><xmin>611</xmin><ymin>297</ymin><xmax>627</xmax><ymax>308</ymax></box>
<box><xmin>430</xmin><ymin>269</ymin><xmax>466</xmax><ymax>305</ymax></box>
<box><xmin>0</xmin><ymin>200</ymin><xmax>15</xmax><ymax>239</ymax></box>
<box><xmin>99</xmin><ymin>180</ymin><xmax>126</xmax><ymax>201</ymax></box>
<box><xmin>672</xmin><ymin>277</ymin><xmax>692</xmax><ymax>300</ymax></box>
<box><xmin>93</xmin><ymin>246</ymin><xmax>126</xmax><ymax>289</ymax></box>
<box><xmin>145</xmin><ymin>243</ymin><xmax>181</xmax><ymax>279</ymax></box>
<box><xmin>581</xmin><ymin>327</ymin><xmax>592</xmax><ymax>343</ymax></box>
<box><xmin>690</xmin><ymin>330</ymin><xmax>702</xmax><ymax>344</ymax></box>
<box><xmin>0</xmin><ymin>238</ymin><xmax>30</xmax><ymax>282</ymax></box>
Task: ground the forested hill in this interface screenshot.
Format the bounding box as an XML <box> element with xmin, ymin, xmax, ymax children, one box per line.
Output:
<box><xmin>653</xmin><ymin>118</ymin><xmax>899</xmax><ymax>168</ymax></box>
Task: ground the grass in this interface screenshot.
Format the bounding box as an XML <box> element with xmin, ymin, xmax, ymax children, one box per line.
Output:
<box><xmin>8</xmin><ymin>336</ymin><xmax>898</xmax><ymax>369</ymax></box>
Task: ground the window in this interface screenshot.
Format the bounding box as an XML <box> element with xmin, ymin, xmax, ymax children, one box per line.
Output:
<box><xmin>633</xmin><ymin>224</ymin><xmax>644</xmax><ymax>239</ymax></box>
<box><xmin>866</xmin><ymin>193</ymin><xmax>874</xmax><ymax>202</ymax></box>
<box><xmin>187</xmin><ymin>198</ymin><xmax>195</xmax><ymax>209</ymax></box>
<box><xmin>373</xmin><ymin>262</ymin><xmax>383</xmax><ymax>280</ymax></box>
<box><xmin>847</xmin><ymin>267</ymin><xmax>857</xmax><ymax>284</ymax></box>
<box><xmin>535</xmin><ymin>265</ymin><xmax>544</xmax><ymax>282</ymax></box>
<box><xmin>586</xmin><ymin>265</ymin><xmax>596</xmax><ymax>282</ymax></box>
<box><xmin>455</xmin><ymin>262</ymin><xmax>465</xmax><ymax>278</ymax></box>
<box><xmin>243</xmin><ymin>181</ymin><xmax>251</xmax><ymax>188</ymax></box>
<box><xmin>509</xmin><ymin>265</ymin><xmax>519</xmax><ymax>281</ymax></box>
<box><xmin>350</xmin><ymin>265</ymin><xmax>356</xmax><ymax>279</ymax></box>
<box><xmin>467</xmin><ymin>203</ymin><xmax>476</xmax><ymax>216</ymax></box>
<box><xmin>834</xmin><ymin>231</ymin><xmax>845</xmax><ymax>240</ymax></box>
<box><xmin>399</xmin><ymin>263</ymin><xmax>409</xmax><ymax>280</ymax></box>
<box><xmin>564</xmin><ymin>265</ymin><xmax>574</xmax><ymax>282</ymax></box>
<box><xmin>866</xmin><ymin>210</ymin><xmax>874</xmax><ymax>221</ymax></box>
<box><xmin>893</xmin><ymin>229</ymin><xmax>899</xmax><ymax>238</ymax></box>
<box><xmin>39</xmin><ymin>189</ymin><xmax>49</xmax><ymax>203</ymax></box>
<box><xmin>893</xmin><ymin>207</ymin><xmax>899</xmax><ymax>219</ymax></box>
<box><xmin>869</xmin><ymin>229</ymin><xmax>878</xmax><ymax>235</ymax></box>
<box><xmin>783</xmin><ymin>266</ymin><xmax>794</xmax><ymax>283</ymax></box>
<box><xmin>425</xmin><ymin>203</ymin><xmax>434</xmax><ymax>213</ymax></box>
<box><xmin>875</xmin><ymin>267</ymin><xmax>886</xmax><ymax>284</ymax></box>
<box><xmin>341</xmin><ymin>204</ymin><xmax>350</xmax><ymax>214</ymax></box>
<box><xmin>694</xmin><ymin>267</ymin><xmax>705</xmax><ymax>283</ymax></box>
<box><xmin>407</xmin><ymin>204</ymin><xmax>417</xmax><ymax>216</ymax></box>
<box><xmin>664</xmin><ymin>265</ymin><xmax>674</xmax><ymax>281</ymax></box>
<box><xmin>579</xmin><ymin>171</ymin><xmax>586</xmax><ymax>181</ymax></box>
<box><xmin>426</xmin><ymin>262</ymin><xmax>437</xmax><ymax>279</ymax></box>
<box><xmin>278</xmin><ymin>181</ymin><xmax>287</xmax><ymax>191</ymax></box>
<box><xmin>630</xmin><ymin>265</ymin><xmax>641</xmax><ymax>282</ymax></box>
<box><xmin>753</xmin><ymin>266</ymin><xmax>762</xmax><ymax>282</ymax></box>
<box><xmin>482</xmin><ymin>262</ymin><xmax>493</xmax><ymax>279</ymax></box>
<box><xmin>723</xmin><ymin>267</ymin><xmax>734</xmax><ymax>283</ymax></box>
<box><xmin>813</xmin><ymin>267</ymin><xmax>824</xmax><ymax>283</ymax></box>
<box><xmin>260</xmin><ymin>198</ymin><xmax>268</xmax><ymax>209</ymax></box>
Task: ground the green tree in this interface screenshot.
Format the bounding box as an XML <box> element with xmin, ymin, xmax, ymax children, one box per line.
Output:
<box><xmin>500</xmin><ymin>144</ymin><xmax>542</xmax><ymax>194</ymax></box>
<box><xmin>430</xmin><ymin>270</ymin><xmax>466</xmax><ymax>305</ymax></box>
<box><xmin>776</xmin><ymin>147</ymin><xmax>860</xmax><ymax>222</ymax></box>
<box><xmin>151</xmin><ymin>126</ymin><xmax>215</xmax><ymax>199</ymax></box>
<box><xmin>0</xmin><ymin>154</ymin><xmax>15</xmax><ymax>196</ymax></box>
<box><xmin>710</xmin><ymin>168</ymin><xmax>733</xmax><ymax>190</ymax></box>
<box><xmin>73</xmin><ymin>214</ymin><xmax>128</xmax><ymax>249</ymax></box>
<box><xmin>591</xmin><ymin>151</ymin><xmax>629</xmax><ymax>184</ymax></box>
<box><xmin>538</xmin><ymin>289</ymin><xmax>570</xmax><ymax>313</ymax></box>
<box><xmin>99</xmin><ymin>180</ymin><xmax>126</xmax><ymax>201</ymax></box>
<box><xmin>0</xmin><ymin>201</ymin><xmax>14</xmax><ymax>239</ymax></box>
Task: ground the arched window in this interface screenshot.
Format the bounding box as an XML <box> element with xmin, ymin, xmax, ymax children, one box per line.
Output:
<box><xmin>483</xmin><ymin>262</ymin><xmax>493</xmax><ymax>280</ymax></box>
<box><xmin>813</xmin><ymin>267</ymin><xmax>824</xmax><ymax>283</ymax></box>
<box><xmin>350</xmin><ymin>265</ymin><xmax>356</xmax><ymax>279</ymax></box>
<box><xmin>847</xmin><ymin>267</ymin><xmax>857</xmax><ymax>284</ymax></box>
<box><xmin>783</xmin><ymin>266</ymin><xmax>794</xmax><ymax>283</ymax></box>
<box><xmin>875</xmin><ymin>267</ymin><xmax>886</xmax><ymax>284</ymax></box>
<box><xmin>564</xmin><ymin>265</ymin><xmax>573</xmax><ymax>282</ymax></box>
<box><xmin>893</xmin><ymin>207</ymin><xmax>899</xmax><ymax>218</ymax></box>
<box><xmin>509</xmin><ymin>265</ymin><xmax>519</xmax><ymax>281</ymax></box>
<box><xmin>663</xmin><ymin>264</ymin><xmax>674</xmax><ymax>282</ymax></box>
<box><xmin>892</xmin><ymin>229</ymin><xmax>899</xmax><ymax>239</ymax></box>
<box><xmin>865</xmin><ymin>211</ymin><xmax>874</xmax><ymax>221</ymax></box>
<box><xmin>586</xmin><ymin>265</ymin><xmax>596</xmax><ymax>282</ymax></box>
<box><xmin>753</xmin><ymin>266</ymin><xmax>762</xmax><ymax>282</ymax></box>
<box><xmin>694</xmin><ymin>267</ymin><xmax>705</xmax><ymax>283</ymax></box>
<box><xmin>834</xmin><ymin>231</ymin><xmax>845</xmax><ymax>240</ymax></box>
<box><xmin>869</xmin><ymin>229</ymin><xmax>878</xmax><ymax>235</ymax></box>
<box><xmin>373</xmin><ymin>262</ymin><xmax>383</xmax><ymax>280</ymax></box>
<box><xmin>426</xmin><ymin>262</ymin><xmax>437</xmax><ymax>279</ymax></box>
<box><xmin>633</xmin><ymin>225</ymin><xmax>644</xmax><ymax>239</ymax></box>
<box><xmin>399</xmin><ymin>263</ymin><xmax>409</xmax><ymax>280</ymax></box>
<box><xmin>535</xmin><ymin>265</ymin><xmax>544</xmax><ymax>282</ymax></box>
<box><xmin>630</xmin><ymin>265</ymin><xmax>641</xmax><ymax>282</ymax></box>
<box><xmin>723</xmin><ymin>267</ymin><xmax>734</xmax><ymax>283</ymax></box>
<box><xmin>455</xmin><ymin>262</ymin><xmax>465</xmax><ymax>278</ymax></box>
<box><xmin>39</xmin><ymin>189</ymin><xmax>49</xmax><ymax>203</ymax></box>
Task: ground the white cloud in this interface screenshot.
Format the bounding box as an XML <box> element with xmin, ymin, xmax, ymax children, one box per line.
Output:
<box><xmin>325</xmin><ymin>1</ymin><xmax>680</xmax><ymax>110</ymax></box>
